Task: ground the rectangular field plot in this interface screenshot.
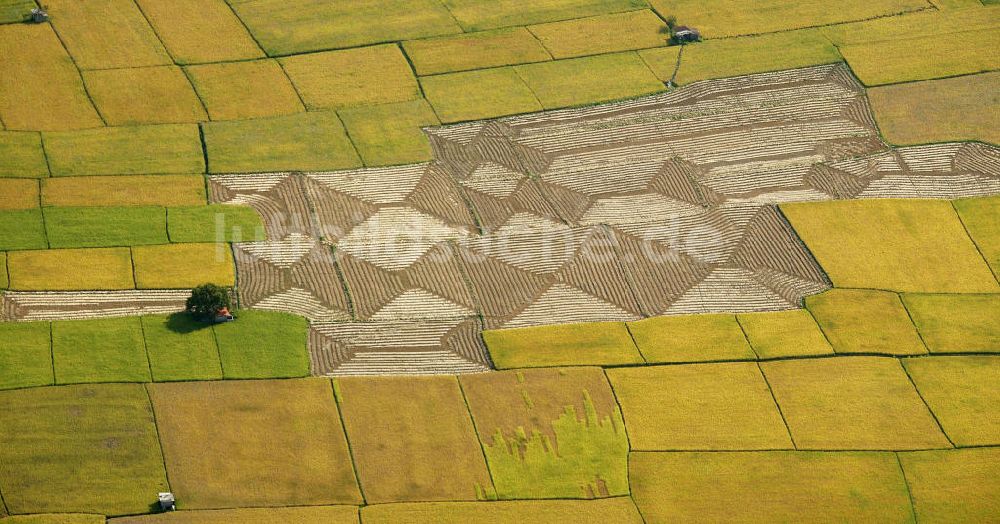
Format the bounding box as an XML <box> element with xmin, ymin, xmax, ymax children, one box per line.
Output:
<box><xmin>213</xmin><ymin>310</ymin><xmax>309</xmax><ymax>379</ymax></box>
<box><xmin>737</xmin><ymin>309</ymin><xmax>834</xmax><ymax>359</ymax></box>
<box><xmin>3</xmin><ymin>515</ymin><xmax>104</xmax><ymax>523</ymax></box>
<box><xmin>229</xmin><ymin>0</ymin><xmax>461</xmax><ymax>55</ymax></box>
<box><xmin>141</xmin><ymin>314</ymin><xmax>223</xmax><ymax>382</ymax></box>
<box><xmin>627</xmin><ymin>313</ymin><xmax>756</xmax><ymax>363</ymax></box>
<box><xmin>133</xmin><ymin>0</ymin><xmax>264</xmax><ymax>64</ymax></box>
<box><xmin>44</xmin><ymin>125</ymin><xmax>205</xmax><ymax>176</ymax></box>
<box><xmin>0</xmin><ymin>252</ymin><xmax>5</xmax><ymax>289</ymax></box>
<box><xmin>41</xmin><ymin>175</ymin><xmax>207</xmax><ymax>208</ymax></box>
<box><xmin>530</xmin><ymin>10</ymin><xmax>666</xmax><ymax>59</ymax></box>
<box><xmin>514</xmin><ymin>52</ymin><xmax>664</xmax><ymax>109</ymax></box>
<box><xmin>403</xmin><ymin>28</ymin><xmax>551</xmax><ymax>75</ymax></box>
<box><xmin>899</xmin><ymin>448</ymin><xmax>1000</xmax><ymax>523</ymax></box>
<box><xmin>82</xmin><ymin>66</ymin><xmax>207</xmax><ymax>126</ymax></box>
<box><xmin>43</xmin><ymin>206</ymin><xmax>168</xmax><ymax>248</ymax></box>
<box><xmin>903</xmin><ymin>294</ymin><xmax>1000</xmax><ymax>353</ymax></box>
<box><xmin>148</xmin><ymin>379</ymin><xmax>361</xmax><ymax>508</ymax></box>
<box><xmin>954</xmin><ymin>195</ymin><xmax>1000</xmax><ymax>275</ymax></box>
<box><xmin>0</xmin><ymin>132</ymin><xmax>49</xmax><ymax>177</ymax></box>
<box><xmin>132</xmin><ymin>243</ymin><xmax>234</xmax><ymax>289</ymax></box>
<box><xmin>336</xmin><ymin>375</ymin><xmax>495</xmax><ymax>502</ymax></box>
<box><xmin>0</xmin><ymin>383</ymin><xmax>168</xmax><ymax>515</ymax></box>
<box><xmin>903</xmin><ymin>356</ymin><xmax>1000</xmax><ymax>446</ymax></box>
<box><xmin>443</xmin><ymin>0</ymin><xmax>650</xmax><ymax>31</ymax></box>
<box><xmin>338</xmin><ymin>99</ymin><xmax>439</xmax><ymax>166</ymax></box>
<box><xmin>0</xmin><ymin>210</ymin><xmax>47</xmax><ymax>251</ymax></box>
<box><xmin>840</xmin><ymin>29</ymin><xmax>1000</xmax><ymax>86</ymax></box>
<box><xmin>630</xmin><ymin>451</ymin><xmax>912</xmax><ymax>522</ymax></box>
<box><xmin>869</xmin><ymin>72</ymin><xmax>1000</xmax><ymax>145</ymax></box>
<box><xmin>7</xmin><ymin>248</ymin><xmax>135</xmax><ymax>291</ymax></box>
<box><xmin>806</xmin><ymin>289</ymin><xmax>926</xmax><ymax>356</ymax></box>
<box><xmin>185</xmin><ymin>60</ymin><xmax>304</xmax><ymax>121</ymax></box>
<box><xmin>202</xmin><ymin>111</ymin><xmax>361</xmax><ymax>173</ymax></box>
<box><xmin>782</xmin><ymin>199</ymin><xmax>999</xmax><ymax>293</ymax></box>
<box><xmin>823</xmin><ymin>5</ymin><xmax>1000</xmax><ymax>45</ymax></box>
<box><xmin>361</xmin><ymin>498</ymin><xmax>644</xmax><ymax>523</ymax></box>
<box><xmin>51</xmin><ymin>317</ymin><xmax>150</xmax><ymax>384</ymax></box>
<box><xmin>484</xmin><ymin>321</ymin><xmax>644</xmax><ymax>369</ymax></box>
<box><xmin>761</xmin><ymin>356</ymin><xmax>950</xmax><ymax>449</ymax></box>
<box><xmin>0</xmin><ymin>0</ymin><xmax>35</xmax><ymax>23</ymax></box>
<box><xmin>45</xmin><ymin>0</ymin><xmax>170</xmax><ymax>69</ymax></box>
<box><xmin>648</xmin><ymin>0</ymin><xmax>928</xmax><ymax>38</ymax></box>
<box><xmin>112</xmin><ymin>506</ymin><xmax>360</xmax><ymax>523</ymax></box>
<box><xmin>0</xmin><ymin>179</ymin><xmax>39</xmax><ymax>210</ymax></box>
<box><xmin>421</xmin><ymin>67</ymin><xmax>544</xmax><ymax>123</ymax></box>
<box><xmin>280</xmin><ymin>45</ymin><xmax>420</xmax><ymax>111</ymax></box>
<box><xmin>607</xmin><ymin>363</ymin><xmax>791</xmax><ymax>450</ymax></box>
<box><xmin>0</xmin><ymin>25</ymin><xmax>102</xmax><ymax>131</ymax></box>
<box><xmin>460</xmin><ymin>367</ymin><xmax>629</xmax><ymax>499</ymax></box>
<box><xmin>0</xmin><ymin>322</ymin><xmax>54</xmax><ymax>390</ymax></box>
<box><xmin>167</xmin><ymin>205</ymin><xmax>266</xmax><ymax>243</ymax></box>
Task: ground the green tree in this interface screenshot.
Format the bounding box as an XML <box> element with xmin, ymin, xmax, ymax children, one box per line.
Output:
<box><xmin>186</xmin><ymin>283</ymin><xmax>231</xmax><ymax>321</ymax></box>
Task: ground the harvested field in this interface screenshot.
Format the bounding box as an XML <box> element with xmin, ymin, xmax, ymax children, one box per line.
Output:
<box><xmin>839</xmin><ymin>29</ymin><xmax>1000</xmax><ymax>86</ymax></box>
<box><xmin>141</xmin><ymin>314</ymin><xmax>223</xmax><ymax>382</ymax></box>
<box><xmin>133</xmin><ymin>0</ymin><xmax>264</xmax><ymax>64</ymax></box>
<box><xmin>736</xmin><ymin>309</ymin><xmax>834</xmax><ymax>359</ymax></box>
<box><xmin>44</xmin><ymin>124</ymin><xmax>205</xmax><ymax>176</ymax></box>
<box><xmin>903</xmin><ymin>356</ymin><xmax>1000</xmax><ymax>446</ymax></box>
<box><xmin>167</xmin><ymin>204</ymin><xmax>266</xmax><ymax>243</ymax></box>
<box><xmin>420</xmin><ymin>67</ymin><xmax>544</xmax><ymax>123</ymax></box>
<box><xmin>606</xmin><ymin>363</ymin><xmax>791</xmax><ymax>450</ymax></box>
<box><xmin>51</xmin><ymin>317</ymin><xmax>150</xmax><ymax>384</ymax></box>
<box><xmin>0</xmin><ymin>131</ymin><xmax>49</xmax><ymax>177</ymax></box>
<box><xmin>627</xmin><ymin>313</ymin><xmax>755</xmax><ymax>362</ymax></box>
<box><xmin>7</xmin><ymin>248</ymin><xmax>135</xmax><ymax>291</ymax></box>
<box><xmin>208</xmin><ymin>173</ymin><xmax>318</xmax><ymax>239</ymax></box>
<box><xmin>954</xmin><ymin>195</ymin><xmax>1000</xmax><ymax>274</ymax></box>
<box><xmin>760</xmin><ymin>356</ymin><xmax>951</xmax><ymax>449</ymax></box>
<box><xmin>111</xmin><ymin>506</ymin><xmax>360</xmax><ymax>523</ymax></box>
<box><xmin>868</xmin><ymin>72</ymin><xmax>1000</xmax><ymax>145</ymax></box>
<box><xmin>81</xmin><ymin>66</ymin><xmax>206</xmax><ymax>126</ymax></box>
<box><xmin>280</xmin><ymin>45</ymin><xmax>420</xmax><ymax>110</ymax></box>
<box><xmin>0</xmin><ymin>383</ymin><xmax>168</xmax><ymax>515</ymax></box>
<box><xmin>0</xmin><ymin>210</ymin><xmax>47</xmax><ymax>250</ymax></box>
<box><xmin>361</xmin><ymin>498</ymin><xmax>643</xmax><ymax>523</ymax></box>
<box><xmin>335</xmin><ymin>375</ymin><xmax>495</xmax><ymax>502</ymax></box>
<box><xmin>41</xmin><ymin>175</ymin><xmax>207</xmax><ymax>208</ymax></box>
<box><xmin>529</xmin><ymin>10</ymin><xmax>666</xmax><ymax>58</ymax></box>
<box><xmin>45</xmin><ymin>0</ymin><xmax>170</xmax><ymax>69</ymax></box>
<box><xmin>0</xmin><ymin>178</ymin><xmax>39</xmax><ymax>209</ymax></box>
<box><xmin>229</xmin><ymin>0</ymin><xmax>461</xmax><ymax>55</ymax></box>
<box><xmin>0</xmin><ymin>25</ymin><xmax>101</xmax><ymax>131</ymax></box>
<box><xmin>459</xmin><ymin>367</ymin><xmax>629</xmax><ymax>499</ymax></box>
<box><xmin>0</xmin><ymin>290</ymin><xmax>189</xmax><ymax>322</ymax></box>
<box><xmin>630</xmin><ymin>451</ymin><xmax>912</xmax><ymax>521</ymax></box>
<box><xmin>131</xmin><ymin>243</ymin><xmax>234</xmax><ymax>289</ymax></box>
<box><xmin>43</xmin><ymin>206</ymin><xmax>168</xmax><ymax>248</ymax></box>
<box><xmin>483</xmin><ymin>321</ymin><xmax>643</xmax><ymax>369</ymax></box>
<box><xmin>185</xmin><ymin>60</ymin><xmax>304</xmax><ymax>121</ymax></box>
<box><xmin>0</xmin><ymin>322</ymin><xmax>54</xmax><ymax>390</ymax></box>
<box><xmin>403</xmin><ymin>28</ymin><xmax>551</xmax><ymax>75</ymax></box>
<box><xmin>148</xmin><ymin>379</ymin><xmax>361</xmax><ymax>508</ymax></box>
<box><xmin>902</xmin><ymin>294</ymin><xmax>1000</xmax><ymax>353</ymax></box>
<box><xmin>338</xmin><ymin>99</ymin><xmax>441</xmax><ymax>166</ymax></box>
<box><xmin>213</xmin><ymin>310</ymin><xmax>310</xmax><ymax>379</ymax></box>
<box><xmin>442</xmin><ymin>0</ymin><xmax>650</xmax><ymax>31</ymax></box>
<box><xmin>898</xmin><ymin>448</ymin><xmax>1000</xmax><ymax>522</ymax></box>
<box><xmin>513</xmin><ymin>52</ymin><xmax>664</xmax><ymax>109</ymax></box>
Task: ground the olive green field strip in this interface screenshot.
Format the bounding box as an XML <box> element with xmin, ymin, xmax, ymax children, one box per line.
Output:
<box><xmin>0</xmin><ymin>354</ymin><xmax>996</xmax><ymax>517</ymax></box>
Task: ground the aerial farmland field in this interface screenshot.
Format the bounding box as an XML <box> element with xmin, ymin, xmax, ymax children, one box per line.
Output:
<box><xmin>0</xmin><ymin>0</ymin><xmax>997</xmax><ymax>521</ymax></box>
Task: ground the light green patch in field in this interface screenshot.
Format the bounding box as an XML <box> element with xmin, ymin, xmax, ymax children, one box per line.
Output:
<box><xmin>0</xmin><ymin>0</ymin><xmax>36</xmax><ymax>23</ymax></box>
<box><xmin>840</xmin><ymin>29</ymin><xmax>1000</xmax><ymax>86</ymax></box>
<box><xmin>782</xmin><ymin>199</ymin><xmax>999</xmax><ymax>293</ymax></box>
<box><xmin>51</xmin><ymin>317</ymin><xmax>150</xmax><ymax>384</ymax></box>
<box><xmin>213</xmin><ymin>310</ymin><xmax>309</xmax><ymax>379</ymax></box>
<box><xmin>141</xmin><ymin>314</ymin><xmax>223</xmax><ymax>382</ymax></box>
<box><xmin>45</xmin><ymin>0</ymin><xmax>171</xmax><ymax>69</ymax></box>
<box><xmin>954</xmin><ymin>195</ymin><xmax>1000</xmax><ymax>276</ymax></box>
<box><xmin>530</xmin><ymin>10</ymin><xmax>666</xmax><ymax>59</ymax></box>
<box><xmin>627</xmin><ymin>313</ymin><xmax>755</xmax><ymax>363</ymax></box>
<box><xmin>806</xmin><ymin>289</ymin><xmax>926</xmax><ymax>356</ymax></box>
<box><xmin>0</xmin><ymin>383</ymin><xmax>168</xmax><ymax>515</ymax></box>
<box><xmin>0</xmin><ymin>209</ymin><xmax>47</xmax><ymax>250</ymax></box>
<box><xmin>229</xmin><ymin>0</ymin><xmax>461</xmax><ymax>55</ymax></box>
<box><xmin>899</xmin><ymin>448</ymin><xmax>1000</xmax><ymax>523</ymax></box>
<box><xmin>484</xmin><ymin>322</ymin><xmax>643</xmax><ymax>369</ymax></box>
<box><xmin>515</xmin><ymin>52</ymin><xmax>664</xmax><ymax>109</ymax></box>
<box><xmin>185</xmin><ymin>60</ymin><xmax>304</xmax><ymax>121</ymax></box>
<box><xmin>167</xmin><ymin>205</ymin><xmax>266</xmax><ymax>243</ymax></box>
<box><xmin>44</xmin><ymin>125</ymin><xmax>205</xmax><ymax>176</ymax></box>
<box><xmin>339</xmin><ymin>99</ymin><xmax>440</xmax><ymax>167</ymax></box>
<box><xmin>443</xmin><ymin>0</ymin><xmax>650</xmax><ymax>31</ymax></box>
<box><xmin>132</xmin><ymin>243</ymin><xmax>234</xmax><ymax>289</ymax></box>
<box><xmin>403</xmin><ymin>28</ymin><xmax>551</xmax><ymax>75</ymax></box>
<box><xmin>202</xmin><ymin>111</ymin><xmax>361</xmax><ymax>173</ymax></box>
<box><xmin>902</xmin><ymin>294</ymin><xmax>1000</xmax><ymax>353</ymax></box>
<box><xmin>482</xmin><ymin>392</ymin><xmax>629</xmax><ymax>498</ymax></box>
<box><xmin>134</xmin><ymin>0</ymin><xmax>265</xmax><ymax>65</ymax></box>
<box><xmin>736</xmin><ymin>310</ymin><xmax>834</xmax><ymax>359</ymax></box>
<box><xmin>280</xmin><ymin>45</ymin><xmax>420</xmax><ymax>110</ymax></box>
<box><xmin>421</xmin><ymin>67</ymin><xmax>543</xmax><ymax>123</ymax></box>
<box><xmin>0</xmin><ymin>132</ymin><xmax>48</xmax><ymax>178</ymax></box>
<box><xmin>7</xmin><ymin>248</ymin><xmax>135</xmax><ymax>291</ymax></box>
<box><xmin>903</xmin><ymin>356</ymin><xmax>1000</xmax><ymax>446</ymax></box>
<box><xmin>43</xmin><ymin>206</ymin><xmax>168</xmax><ymax>248</ymax></box>
<box><xmin>1</xmin><ymin>514</ymin><xmax>106</xmax><ymax>524</ymax></box>
<box><xmin>0</xmin><ymin>322</ymin><xmax>53</xmax><ymax>390</ymax></box>
<box><xmin>82</xmin><ymin>66</ymin><xmax>207</xmax><ymax>126</ymax></box>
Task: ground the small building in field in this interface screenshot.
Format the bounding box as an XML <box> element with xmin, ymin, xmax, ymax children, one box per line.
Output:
<box><xmin>214</xmin><ymin>307</ymin><xmax>234</xmax><ymax>323</ymax></box>
<box><xmin>673</xmin><ymin>26</ymin><xmax>701</xmax><ymax>43</ymax></box>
